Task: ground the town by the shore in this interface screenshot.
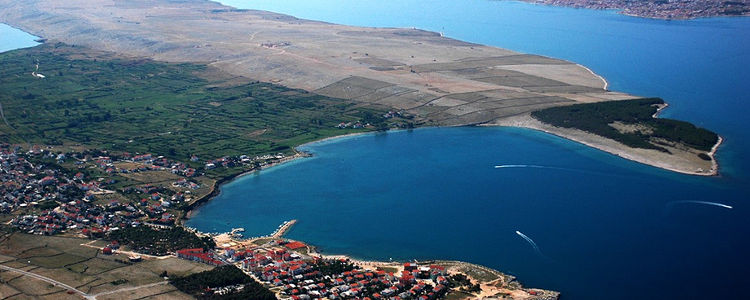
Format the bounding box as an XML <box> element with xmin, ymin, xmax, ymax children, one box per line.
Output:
<box><xmin>521</xmin><ymin>0</ymin><xmax>749</xmax><ymax>20</ymax></box>
<box><xmin>189</xmin><ymin>220</ymin><xmax>561</xmax><ymax>300</ymax></box>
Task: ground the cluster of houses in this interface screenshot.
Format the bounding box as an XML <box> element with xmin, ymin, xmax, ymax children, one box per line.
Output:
<box><xmin>269</xmin><ymin>261</ymin><xmax>450</xmax><ymax>300</ymax></box>
<box><xmin>124</xmin><ymin>184</ymin><xmax>183</xmax><ymax>213</ymax></box>
<box><xmin>382</xmin><ymin>110</ymin><xmax>405</xmax><ymax>119</ymax></box>
<box><xmin>536</xmin><ymin>0</ymin><xmax>749</xmax><ymax>20</ymax></box>
<box><xmin>10</xmin><ymin>191</ymin><xmax>176</xmax><ymax>235</ymax></box>
<box><xmin>336</xmin><ymin>121</ymin><xmax>365</xmax><ymax>129</ymax></box>
<box><xmin>87</xmin><ymin>152</ymin><xmax>199</xmax><ymax>178</ymax></box>
<box><xmin>215</xmin><ymin>241</ymin><xmax>453</xmax><ymax>300</ymax></box>
<box><xmin>171</xmin><ymin>237</ymin><xmax>460</xmax><ymax>300</ymax></box>
<box><xmin>0</xmin><ymin>145</ymin><xmax>84</xmax><ymax>214</ymax></box>
<box><xmin>173</xmin><ymin>178</ymin><xmax>200</xmax><ymax>190</ymax></box>
<box><xmin>211</xmin><ymin>284</ymin><xmax>248</xmax><ymax>296</ymax></box>
<box><xmin>176</xmin><ymin>248</ymin><xmax>226</xmax><ymax>266</ymax></box>
<box><xmin>151</xmin><ymin>156</ymin><xmax>199</xmax><ymax>177</ymax></box>
<box><xmin>2</xmin><ymin>145</ymin><xmax>201</xmax><ymax>234</ymax></box>
<box><xmin>204</xmin><ymin>153</ymin><xmax>286</xmax><ymax>170</ymax></box>
<box><xmin>12</xmin><ymin>198</ymin><xmax>145</xmax><ymax>236</ymax></box>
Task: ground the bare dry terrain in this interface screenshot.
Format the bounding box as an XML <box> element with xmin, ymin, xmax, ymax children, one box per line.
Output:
<box><xmin>0</xmin><ymin>0</ymin><xmax>633</xmax><ymax>125</ymax></box>
<box><xmin>0</xmin><ymin>0</ymin><xmax>717</xmax><ymax>174</ymax></box>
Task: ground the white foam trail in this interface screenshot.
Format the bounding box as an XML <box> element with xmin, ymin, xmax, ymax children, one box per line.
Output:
<box><xmin>494</xmin><ymin>164</ymin><xmax>635</xmax><ymax>180</ymax></box>
<box><xmin>495</xmin><ymin>164</ymin><xmax>553</xmax><ymax>169</ymax></box>
<box><xmin>669</xmin><ymin>200</ymin><xmax>733</xmax><ymax>210</ymax></box>
<box><xmin>495</xmin><ymin>164</ymin><xmax>576</xmax><ymax>173</ymax></box>
<box><xmin>516</xmin><ymin>230</ymin><xmax>542</xmax><ymax>255</ymax></box>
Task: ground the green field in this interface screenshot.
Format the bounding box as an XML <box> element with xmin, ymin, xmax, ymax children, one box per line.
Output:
<box><xmin>0</xmin><ymin>43</ymin><xmax>401</xmax><ymax>161</ymax></box>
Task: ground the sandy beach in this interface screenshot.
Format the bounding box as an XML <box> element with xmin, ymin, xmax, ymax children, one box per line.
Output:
<box><xmin>487</xmin><ymin>113</ymin><xmax>720</xmax><ymax>176</ymax></box>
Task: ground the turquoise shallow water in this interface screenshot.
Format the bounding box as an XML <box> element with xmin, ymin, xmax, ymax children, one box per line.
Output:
<box><xmin>190</xmin><ymin>1</ymin><xmax>750</xmax><ymax>298</ymax></box>
<box><xmin>0</xmin><ymin>23</ymin><xmax>39</xmax><ymax>53</ymax></box>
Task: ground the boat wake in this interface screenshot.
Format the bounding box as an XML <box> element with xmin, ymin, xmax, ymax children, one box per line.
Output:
<box><xmin>667</xmin><ymin>200</ymin><xmax>733</xmax><ymax>210</ymax></box>
<box><xmin>516</xmin><ymin>230</ymin><xmax>546</xmax><ymax>258</ymax></box>
<box><xmin>495</xmin><ymin>164</ymin><xmax>633</xmax><ymax>179</ymax></box>
<box><xmin>496</xmin><ymin>164</ymin><xmax>549</xmax><ymax>169</ymax></box>
<box><xmin>495</xmin><ymin>164</ymin><xmax>576</xmax><ymax>172</ymax></box>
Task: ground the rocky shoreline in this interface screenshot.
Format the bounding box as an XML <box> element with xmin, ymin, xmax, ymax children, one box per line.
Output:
<box><xmin>206</xmin><ymin>226</ymin><xmax>560</xmax><ymax>300</ymax></box>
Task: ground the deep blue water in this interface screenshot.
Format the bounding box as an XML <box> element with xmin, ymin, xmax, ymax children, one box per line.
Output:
<box><xmin>0</xmin><ymin>23</ymin><xmax>39</xmax><ymax>53</ymax></box>
<box><xmin>180</xmin><ymin>1</ymin><xmax>750</xmax><ymax>299</ymax></box>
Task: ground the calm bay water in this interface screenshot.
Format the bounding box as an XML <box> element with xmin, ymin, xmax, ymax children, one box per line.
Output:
<box><xmin>0</xmin><ymin>1</ymin><xmax>747</xmax><ymax>299</ymax></box>
<box><xmin>0</xmin><ymin>23</ymin><xmax>39</xmax><ymax>53</ymax></box>
<box><xmin>189</xmin><ymin>1</ymin><xmax>746</xmax><ymax>298</ymax></box>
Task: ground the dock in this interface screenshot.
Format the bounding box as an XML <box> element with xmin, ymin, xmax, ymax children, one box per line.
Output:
<box><xmin>271</xmin><ymin>219</ymin><xmax>297</xmax><ymax>238</ymax></box>
<box><xmin>230</xmin><ymin>227</ymin><xmax>245</xmax><ymax>239</ymax></box>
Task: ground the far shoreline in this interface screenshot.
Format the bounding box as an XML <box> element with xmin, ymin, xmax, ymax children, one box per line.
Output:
<box><xmin>486</xmin><ymin>114</ymin><xmax>722</xmax><ymax>177</ymax></box>
<box><xmin>185</xmin><ymin>117</ymin><xmax>724</xmax><ymax>224</ymax></box>
<box><xmin>516</xmin><ymin>0</ymin><xmax>750</xmax><ymax>21</ymax></box>
<box><xmin>5</xmin><ymin>2</ymin><xmax>723</xmax><ymax>179</ymax></box>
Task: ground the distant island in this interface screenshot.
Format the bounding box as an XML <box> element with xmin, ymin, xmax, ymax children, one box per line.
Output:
<box><xmin>522</xmin><ymin>0</ymin><xmax>749</xmax><ymax>19</ymax></box>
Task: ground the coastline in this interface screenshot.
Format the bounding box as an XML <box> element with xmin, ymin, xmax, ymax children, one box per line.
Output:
<box><xmin>296</xmin><ymin>131</ymin><xmax>373</xmax><ymax>149</ymax></box>
<box><xmin>0</xmin><ymin>2</ymin><xmax>743</xmax><ymax>300</ymax></box>
<box><xmin>0</xmin><ymin>22</ymin><xmax>40</xmax><ymax>53</ymax></box>
<box><xmin>575</xmin><ymin>63</ymin><xmax>609</xmax><ymax>90</ymax></box>
<box><xmin>208</xmin><ymin>224</ymin><xmax>560</xmax><ymax>299</ymax></box>
<box><xmin>2</xmin><ymin>0</ymin><xmax>722</xmax><ymax>179</ymax></box>
<box><xmin>181</xmin><ymin>151</ymin><xmax>311</xmax><ymax>222</ymax></box>
<box><xmin>653</xmin><ymin>102</ymin><xmax>669</xmax><ymax>118</ymax></box>
<box><xmin>651</xmin><ymin>101</ymin><xmax>722</xmax><ymax>175</ymax></box>
<box><xmin>518</xmin><ymin>1</ymin><xmax>750</xmax><ymax>20</ymax></box>
<box><xmin>486</xmin><ymin>113</ymin><xmax>721</xmax><ymax>176</ymax></box>
<box><xmin>708</xmin><ymin>135</ymin><xmax>723</xmax><ymax>176</ymax></box>
<box><xmin>182</xmin><ymin>130</ymin><xmax>378</xmax><ymax>223</ymax></box>
<box><xmin>184</xmin><ymin>109</ymin><xmax>723</xmax><ymax>224</ymax></box>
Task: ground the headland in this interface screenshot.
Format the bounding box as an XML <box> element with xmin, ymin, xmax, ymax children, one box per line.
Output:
<box><xmin>0</xmin><ymin>1</ymin><xmax>726</xmax><ymax>298</ymax></box>
<box><xmin>0</xmin><ymin>0</ymin><xmax>720</xmax><ymax>176</ymax></box>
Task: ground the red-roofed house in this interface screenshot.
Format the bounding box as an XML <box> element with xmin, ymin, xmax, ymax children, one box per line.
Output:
<box><xmin>285</xmin><ymin>241</ymin><xmax>306</xmax><ymax>250</ymax></box>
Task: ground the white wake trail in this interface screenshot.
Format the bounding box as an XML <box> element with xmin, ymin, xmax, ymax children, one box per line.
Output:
<box><xmin>516</xmin><ymin>230</ymin><xmax>542</xmax><ymax>254</ymax></box>
<box><xmin>495</xmin><ymin>165</ymin><xmax>548</xmax><ymax>169</ymax></box>
<box><xmin>494</xmin><ymin>164</ymin><xmax>635</xmax><ymax>179</ymax></box>
<box><xmin>669</xmin><ymin>200</ymin><xmax>733</xmax><ymax>210</ymax></box>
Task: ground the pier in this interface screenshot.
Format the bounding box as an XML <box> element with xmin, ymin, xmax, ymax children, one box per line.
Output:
<box><xmin>230</xmin><ymin>227</ymin><xmax>245</xmax><ymax>239</ymax></box>
<box><xmin>271</xmin><ymin>219</ymin><xmax>297</xmax><ymax>238</ymax></box>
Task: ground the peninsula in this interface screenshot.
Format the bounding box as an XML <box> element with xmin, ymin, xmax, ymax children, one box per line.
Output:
<box><xmin>0</xmin><ymin>0</ymin><xmax>723</xmax><ymax>299</ymax></box>
<box><xmin>0</xmin><ymin>0</ymin><xmax>720</xmax><ymax>175</ymax></box>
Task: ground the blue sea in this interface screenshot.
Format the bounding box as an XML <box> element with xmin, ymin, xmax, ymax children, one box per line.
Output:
<box><xmin>4</xmin><ymin>1</ymin><xmax>748</xmax><ymax>299</ymax></box>
<box><xmin>189</xmin><ymin>1</ymin><xmax>750</xmax><ymax>299</ymax></box>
